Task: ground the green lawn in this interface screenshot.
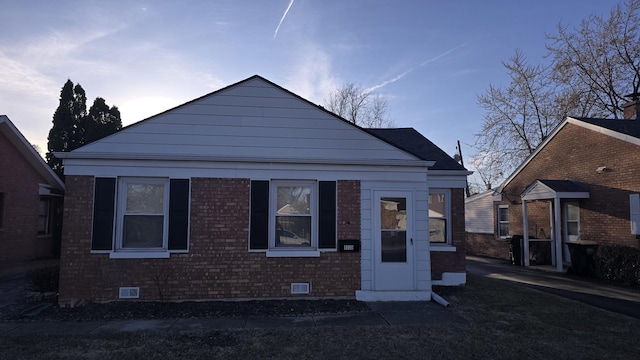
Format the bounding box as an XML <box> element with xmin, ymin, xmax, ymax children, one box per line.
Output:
<box><xmin>2</xmin><ymin>274</ymin><xmax>638</xmax><ymax>360</ymax></box>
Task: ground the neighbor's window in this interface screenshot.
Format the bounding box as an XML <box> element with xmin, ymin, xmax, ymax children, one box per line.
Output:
<box><xmin>37</xmin><ymin>199</ymin><xmax>51</xmax><ymax>235</ymax></box>
<box><xmin>272</xmin><ymin>181</ymin><xmax>316</xmax><ymax>249</ymax></box>
<box><xmin>429</xmin><ymin>189</ymin><xmax>450</xmax><ymax>244</ymax></box>
<box><xmin>0</xmin><ymin>193</ymin><xmax>4</xmax><ymax>228</ymax></box>
<box><xmin>498</xmin><ymin>205</ymin><xmax>509</xmax><ymax>238</ymax></box>
<box><xmin>116</xmin><ymin>178</ymin><xmax>169</xmax><ymax>250</ymax></box>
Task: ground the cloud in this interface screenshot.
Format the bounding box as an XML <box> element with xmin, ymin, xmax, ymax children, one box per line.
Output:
<box><xmin>285</xmin><ymin>44</ymin><xmax>338</xmax><ymax>104</ymax></box>
<box><xmin>273</xmin><ymin>0</ymin><xmax>296</xmax><ymax>39</ymax></box>
<box><xmin>365</xmin><ymin>43</ymin><xmax>468</xmax><ymax>93</ymax></box>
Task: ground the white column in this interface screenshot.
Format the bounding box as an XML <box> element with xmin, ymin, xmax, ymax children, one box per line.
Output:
<box><xmin>522</xmin><ymin>200</ymin><xmax>530</xmax><ymax>267</ymax></box>
<box><xmin>549</xmin><ymin>201</ymin><xmax>556</xmax><ymax>266</ymax></box>
<box><xmin>554</xmin><ymin>197</ymin><xmax>563</xmax><ymax>272</ymax></box>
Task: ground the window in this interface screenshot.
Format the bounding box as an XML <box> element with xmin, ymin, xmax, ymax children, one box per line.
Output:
<box><xmin>249</xmin><ymin>180</ymin><xmax>337</xmax><ymax>253</ymax></box>
<box><xmin>429</xmin><ymin>189</ymin><xmax>450</xmax><ymax>244</ymax></box>
<box><xmin>498</xmin><ymin>205</ymin><xmax>509</xmax><ymax>238</ymax></box>
<box><xmin>91</xmin><ymin>177</ymin><xmax>190</xmax><ymax>256</ymax></box>
<box><xmin>38</xmin><ymin>199</ymin><xmax>51</xmax><ymax>235</ymax></box>
<box><xmin>116</xmin><ymin>178</ymin><xmax>169</xmax><ymax>250</ymax></box>
<box><xmin>0</xmin><ymin>193</ymin><xmax>4</xmax><ymax>228</ymax></box>
<box><xmin>272</xmin><ymin>181</ymin><xmax>316</xmax><ymax>249</ymax></box>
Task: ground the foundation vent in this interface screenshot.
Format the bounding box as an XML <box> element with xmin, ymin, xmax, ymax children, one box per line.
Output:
<box><xmin>290</xmin><ymin>282</ymin><xmax>310</xmax><ymax>294</ymax></box>
<box><xmin>119</xmin><ymin>287</ymin><xmax>140</xmax><ymax>299</ymax></box>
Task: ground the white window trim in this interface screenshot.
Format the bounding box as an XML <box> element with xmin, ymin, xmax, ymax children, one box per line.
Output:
<box><xmin>429</xmin><ymin>188</ymin><xmax>451</xmax><ymax>245</ymax></box>
<box><xmin>268</xmin><ymin>180</ymin><xmax>318</xmax><ymax>254</ymax></box>
<box><xmin>114</xmin><ymin>177</ymin><xmax>170</xmax><ymax>253</ymax></box>
<box><xmin>498</xmin><ymin>205</ymin><xmax>509</xmax><ymax>238</ymax></box>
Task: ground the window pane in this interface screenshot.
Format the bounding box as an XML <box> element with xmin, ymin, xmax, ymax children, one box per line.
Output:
<box><xmin>429</xmin><ymin>193</ymin><xmax>446</xmax><ymax>217</ymax></box>
<box><xmin>277</xmin><ymin>186</ymin><xmax>311</xmax><ymax>215</ymax></box>
<box><xmin>498</xmin><ymin>207</ymin><xmax>509</xmax><ymax>221</ymax></box>
<box><xmin>499</xmin><ymin>223</ymin><xmax>509</xmax><ymax>237</ymax></box>
<box><xmin>380</xmin><ymin>198</ymin><xmax>407</xmax><ymax>230</ymax></box>
<box><xmin>126</xmin><ymin>184</ymin><xmax>164</xmax><ymax>213</ymax></box>
<box><xmin>567</xmin><ymin>221</ymin><xmax>579</xmax><ymax>236</ymax></box>
<box><xmin>123</xmin><ymin>215</ymin><xmax>164</xmax><ymax>248</ymax></box>
<box><xmin>381</xmin><ymin>230</ymin><xmax>407</xmax><ymax>262</ymax></box>
<box><xmin>276</xmin><ymin>216</ymin><xmax>311</xmax><ymax>247</ymax></box>
<box><xmin>567</xmin><ymin>204</ymin><xmax>579</xmax><ymax>221</ymax></box>
<box><xmin>429</xmin><ymin>218</ymin><xmax>446</xmax><ymax>243</ymax></box>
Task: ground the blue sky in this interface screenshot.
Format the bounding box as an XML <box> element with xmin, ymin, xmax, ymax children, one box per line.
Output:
<box><xmin>0</xmin><ymin>0</ymin><xmax>619</xmax><ymax>172</ymax></box>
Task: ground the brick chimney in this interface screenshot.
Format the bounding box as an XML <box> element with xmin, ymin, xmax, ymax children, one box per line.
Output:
<box><xmin>623</xmin><ymin>92</ymin><xmax>640</xmax><ymax>119</ymax></box>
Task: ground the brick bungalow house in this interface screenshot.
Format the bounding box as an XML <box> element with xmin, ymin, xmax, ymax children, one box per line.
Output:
<box><xmin>466</xmin><ymin>97</ymin><xmax>640</xmax><ymax>271</ymax></box>
<box><xmin>0</xmin><ymin>115</ymin><xmax>65</xmax><ymax>266</ymax></box>
<box><xmin>56</xmin><ymin>75</ymin><xmax>469</xmax><ymax>305</ymax></box>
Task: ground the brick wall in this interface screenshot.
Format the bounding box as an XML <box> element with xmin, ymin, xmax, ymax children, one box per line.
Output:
<box><xmin>59</xmin><ymin>177</ymin><xmax>361</xmax><ymax>305</ymax></box>
<box><xmin>466</xmin><ymin>232</ymin><xmax>510</xmax><ymax>260</ymax></box>
<box><xmin>498</xmin><ymin>122</ymin><xmax>640</xmax><ymax>252</ymax></box>
<box><xmin>0</xmin><ymin>132</ymin><xmax>55</xmax><ymax>265</ymax></box>
<box><xmin>431</xmin><ymin>188</ymin><xmax>466</xmax><ymax>279</ymax></box>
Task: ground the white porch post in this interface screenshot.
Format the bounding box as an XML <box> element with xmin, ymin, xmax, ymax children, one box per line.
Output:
<box><xmin>554</xmin><ymin>197</ymin><xmax>563</xmax><ymax>272</ymax></box>
<box><xmin>522</xmin><ymin>200</ymin><xmax>530</xmax><ymax>267</ymax></box>
<box><xmin>549</xmin><ymin>201</ymin><xmax>556</xmax><ymax>266</ymax></box>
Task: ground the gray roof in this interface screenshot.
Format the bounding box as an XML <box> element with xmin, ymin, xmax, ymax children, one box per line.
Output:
<box><xmin>366</xmin><ymin>128</ymin><xmax>467</xmax><ymax>171</ymax></box>
<box><xmin>575</xmin><ymin>117</ymin><xmax>640</xmax><ymax>139</ymax></box>
<box><xmin>537</xmin><ymin>179</ymin><xmax>590</xmax><ymax>193</ymax></box>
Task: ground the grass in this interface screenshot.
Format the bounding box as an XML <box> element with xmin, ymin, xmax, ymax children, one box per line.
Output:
<box><xmin>1</xmin><ymin>274</ymin><xmax>639</xmax><ymax>360</ymax></box>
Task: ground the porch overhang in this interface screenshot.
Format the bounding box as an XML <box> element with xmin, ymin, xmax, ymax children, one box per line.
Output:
<box><xmin>520</xmin><ymin>179</ymin><xmax>590</xmax><ymax>272</ymax></box>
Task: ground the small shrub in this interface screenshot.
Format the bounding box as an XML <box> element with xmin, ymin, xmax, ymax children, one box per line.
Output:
<box><xmin>594</xmin><ymin>245</ymin><xmax>640</xmax><ymax>287</ymax></box>
<box><xmin>27</xmin><ymin>266</ymin><xmax>60</xmax><ymax>293</ymax></box>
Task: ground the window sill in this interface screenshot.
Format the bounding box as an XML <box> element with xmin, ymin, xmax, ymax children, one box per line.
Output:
<box><xmin>108</xmin><ymin>251</ymin><xmax>171</xmax><ymax>259</ymax></box>
<box><xmin>266</xmin><ymin>250</ymin><xmax>321</xmax><ymax>258</ymax></box>
<box><xmin>430</xmin><ymin>245</ymin><xmax>457</xmax><ymax>252</ymax></box>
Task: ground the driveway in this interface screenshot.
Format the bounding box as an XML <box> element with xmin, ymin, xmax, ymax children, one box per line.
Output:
<box><xmin>466</xmin><ymin>255</ymin><xmax>640</xmax><ymax>319</ymax></box>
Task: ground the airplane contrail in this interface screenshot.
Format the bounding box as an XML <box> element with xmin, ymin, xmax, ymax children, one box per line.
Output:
<box><xmin>365</xmin><ymin>43</ymin><xmax>467</xmax><ymax>93</ymax></box>
<box><xmin>273</xmin><ymin>0</ymin><xmax>295</xmax><ymax>39</ymax></box>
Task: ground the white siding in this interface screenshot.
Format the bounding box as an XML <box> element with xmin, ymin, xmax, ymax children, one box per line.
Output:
<box><xmin>465</xmin><ymin>191</ymin><xmax>494</xmax><ymax>234</ymax></box>
<box><xmin>70</xmin><ymin>78</ymin><xmax>417</xmax><ymax>164</ymax></box>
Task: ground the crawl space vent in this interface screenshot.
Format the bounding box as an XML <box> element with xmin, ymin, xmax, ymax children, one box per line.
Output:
<box><xmin>119</xmin><ymin>287</ymin><xmax>140</xmax><ymax>299</ymax></box>
<box><xmin>291</xmin><ymin>283</ymin><xmax>310</xmax><ymax>294</ymax></box>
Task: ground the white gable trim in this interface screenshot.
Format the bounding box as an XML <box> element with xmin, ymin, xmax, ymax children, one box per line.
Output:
<box><xmin>521</xmin><ymin>180</ymin><xmax>590</xmax><ymax>201</ymax></box>
<box><xmin>567</xmin><ymin>117</ymin><xmax>640</xmax><ymax>146</ymax></box>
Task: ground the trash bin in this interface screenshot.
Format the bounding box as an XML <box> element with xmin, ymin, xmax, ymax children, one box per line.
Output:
<box><xmin>509</xmin><ymin>235</ymin><xmax>524</xmax><ymax>266</ymax></box>
<box><xmin>567</xmin><ymin>241</ymin><xmax>599</xmax><ymax>276</ymax></box>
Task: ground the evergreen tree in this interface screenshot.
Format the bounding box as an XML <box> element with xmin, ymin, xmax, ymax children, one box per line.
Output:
<box><xmin>47</xmin><ymin>80</ymin><xmax>87</xmax><ymax>177</ymax></box>
<box><xmin>47</xmin><ymin>80</ymin><xmax>121</xmax><ymax>179</ymax></box>
<box><xmin>84</xmin><ymin>97</ymin><xmax>122</xmax><ymax>144</ymax></box>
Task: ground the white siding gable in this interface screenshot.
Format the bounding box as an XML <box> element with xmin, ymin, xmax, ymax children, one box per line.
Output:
<box><xmin>71</xmin><ymin>77</ymin><xmax>417</xmax><ymax>163</ymax></box>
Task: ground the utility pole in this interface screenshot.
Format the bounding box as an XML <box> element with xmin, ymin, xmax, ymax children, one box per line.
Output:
<box><xmin>456</xmin><ymin>140</ymin><xmax>471</xmax><ymax>197</ymax></box>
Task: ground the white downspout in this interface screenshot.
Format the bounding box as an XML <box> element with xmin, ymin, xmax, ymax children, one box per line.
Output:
<box><xmin>431</xmin><ymin>291</ymin><xmax>450</xmax><ymax>307</ymax></box>
<box><xmin>523</xmin><ymin>200</ymin><xmax>530</xmax><ymax>267</ymax></box>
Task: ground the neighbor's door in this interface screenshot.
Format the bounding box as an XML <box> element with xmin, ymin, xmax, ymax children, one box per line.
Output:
<box><xmin>373</xmin><ymin>191</ymin><xmax>414</xmax><ymax>291</ymax></box>
<box><xmin>562</xmin><ymin>201</ymin><xmax>580</xmax><ymax>263</ymax></box>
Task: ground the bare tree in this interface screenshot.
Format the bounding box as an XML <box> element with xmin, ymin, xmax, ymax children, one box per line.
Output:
<box><xmin>325</xmin><ymin>82</ymin><xmax>395</xmax><ymax>128</ymax></box>
<box><xmin>474</xmin><ymin>0</ymin><xmax>640</xmax><ymax>183</ymax></box>
<box><xmin>547</xmin><ymin>0</ymin><xmax>640</xmax><ymax>118</ymax></box>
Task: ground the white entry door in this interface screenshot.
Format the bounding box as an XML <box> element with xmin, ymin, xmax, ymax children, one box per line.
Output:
<box><xmin>562</xmin><ymin>202</ymin><xmax>580</xmax><ymax>263</ymax></box>
<box><xmin>373</xmin><ymin>191</ymin><xmax>414</xmax><ymax>290</ymax></box>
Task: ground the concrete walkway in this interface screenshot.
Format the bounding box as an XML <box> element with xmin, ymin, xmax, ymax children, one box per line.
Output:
<box><xmin>0</xmin><ymin>301</ymin><xmax>464</xmax><ymax>337</ymax></box>
<box><xmin>466</xmin><ymin>255</ymin><xmax>640</xmax><ymax>319</ymax></box>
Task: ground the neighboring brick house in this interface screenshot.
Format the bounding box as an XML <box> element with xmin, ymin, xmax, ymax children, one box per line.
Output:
<box><xmin>56</xmin><ymin>75</ymin><xmax>469</xmax><ymax>305</ymax></box>
<box><xmin>466</xmin><ymin>98</ymin><xmax>640</xmax><ymax>271</ymax></box>
<box><xmin>0</xmin><ymin>115</ymin><xmax>65</xmax><ymax>266</ymax></box>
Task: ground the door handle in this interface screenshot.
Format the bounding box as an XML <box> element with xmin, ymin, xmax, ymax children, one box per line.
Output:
<box><xmin>410</xmin><ymin>238</ymin><xmax>413</xmax><ymax>245</ymax></box>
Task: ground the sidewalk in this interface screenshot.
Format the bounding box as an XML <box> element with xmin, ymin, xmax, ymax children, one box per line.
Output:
<box><xmin>466</xmin><ymin>255</ymin><xmax>640</xmax><ymax>318</ymax></box>
<box><xmin>0</xmin><ymin>301</ymin><xmax>465</xmax><ymax>337</ymax></box>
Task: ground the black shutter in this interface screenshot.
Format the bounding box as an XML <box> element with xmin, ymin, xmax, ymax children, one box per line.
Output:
<box><xmin>168</xmin><ymin>179</ymin><xmax>190</xmax><ymax>251</ymax></box>
<box><xmin>250</xmin><ymin>180</ymin><xmax>269</xmax><ymax>250</ymax></box>
<box><xmin>92</xmin><ymin>178</ymin><xmax>116</xmax><ymax>250</ymax></box>
<box><xmin>318</xmin><ymin>181</ymin><xmax>337</xmax><ymax>249</ymax></box>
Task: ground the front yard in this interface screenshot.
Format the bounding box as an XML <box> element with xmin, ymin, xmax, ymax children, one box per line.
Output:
<box><xmin>2</xmin><ymin>273</ymin><xmax>638</xmax><ymax>359</ymax></box>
